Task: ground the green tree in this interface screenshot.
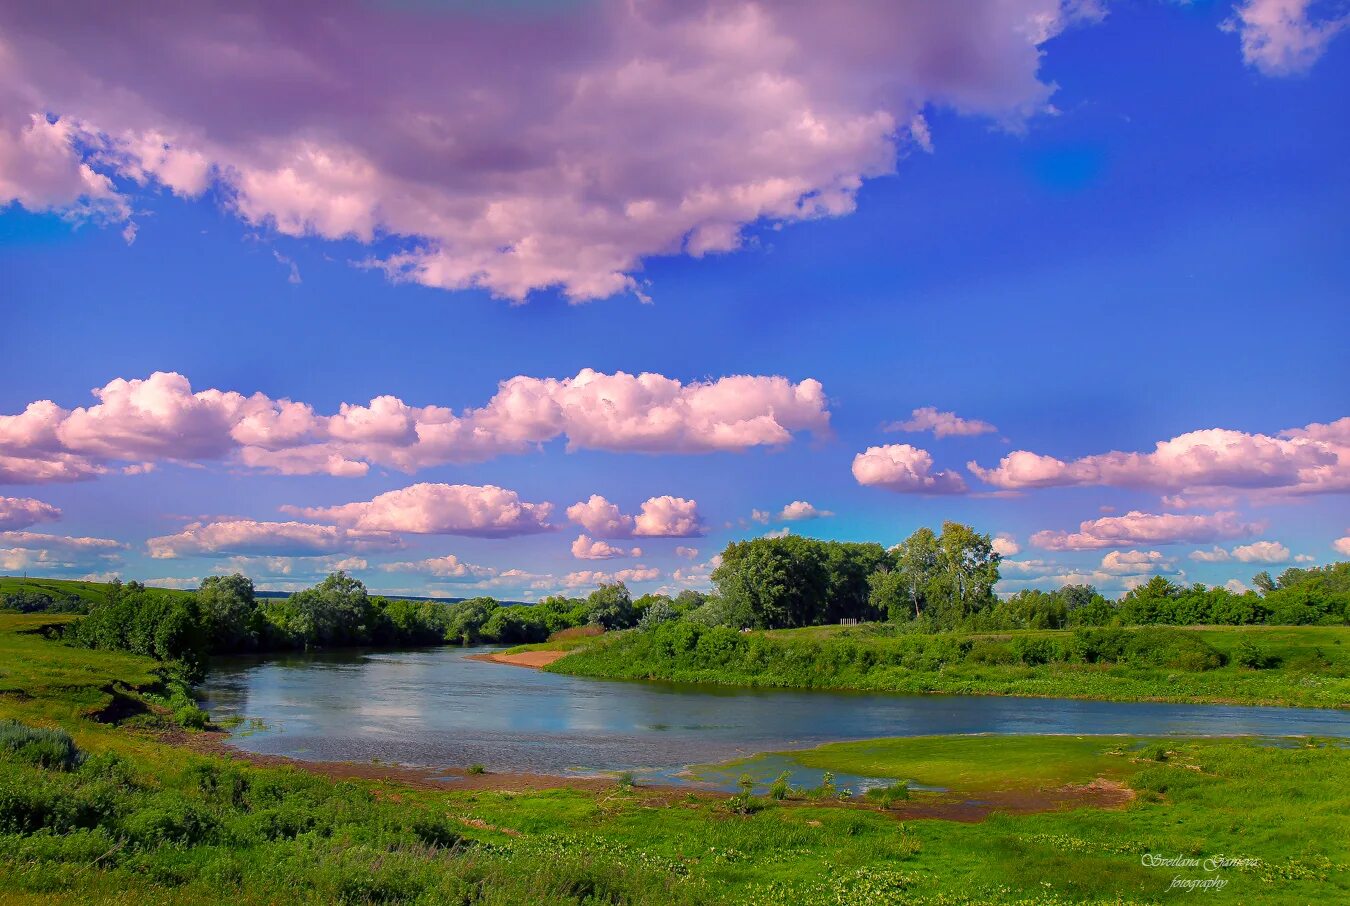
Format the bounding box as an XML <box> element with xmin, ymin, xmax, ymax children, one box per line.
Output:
<box><xmin>283</xmin><ymin>572</ymin><xmax>373</xmax><ymax>647</ymax></box>
<box><xmin>587</xmin><ymin>582</ymin><xmax>636</xmax><ymax>629</ymax></box>
<box><xmin>197</xmin><ymin>573</ymin><xmax>259</xmax><ymax>651</ymax></box>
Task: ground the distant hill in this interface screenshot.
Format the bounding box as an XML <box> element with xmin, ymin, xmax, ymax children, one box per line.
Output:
<box><xmin>2</xmin><ymin>576</ymin><xmax>527</xmax><ymax>609</ymax></box>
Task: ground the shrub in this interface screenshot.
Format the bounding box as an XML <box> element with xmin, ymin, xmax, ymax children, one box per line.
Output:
<box><xmin>0</xmin><ymin>720</ymin><xmax>83</xmax><ymax>771</ymax></box>
<box><xmin>864</xmin><ymin>781</ymin><xmax>910</xmax><ymax>809</ymax></box>
<box><xmin>1233</xmin><ymin>640</ymin><xmax>1274</xmax><ymax>669</ymax></box>
<box><xmin>768</xmin><ymin>770</ymin><xmax>792</xmax><ymax>801</ymax></box>
<box><xmin>966</xmin><ymin>639</ymin><xmax>1016</xmax><ymax>665</ymax></box>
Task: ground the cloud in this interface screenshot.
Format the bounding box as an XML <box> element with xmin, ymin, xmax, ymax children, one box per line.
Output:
<box><xmin>992</xmin><ymin>534</ymin><xmax>1021</xmax><ymax>557</ymax></box>
<box><xmin>1333</xmin><ymin>535</ymin><xmax>1350</xmax><ymax>556</ymax></box>
<box><xmin>220</xmin><ymin>554</ymin><xmax>369</xmax><ymax>578</ymax></box>
<box><xmin>571</xmin><ymin>534</ymin><xmax>641</xmax><ymax>560</ymax></box>
<box><xmin>852</xmin><ymin>443</ymin><xmax>967</xmax><ymax>494</ymax></box>
<box><xmin>750</xmin><ymin>508</ymin><xmax>771</xmax><ymax>525</ymax></box>
<box><xmin>674</xmin><ymin>546</ymin><xmax>700</xmax><ymax>560</ymax></box>
<box><xmin>0</xmin><ymin>496</ymin><xmax>61</xmax><ymax>531</ymax></box>
<box><xmin>147</xmin><ymin>520</ymin><xmax>403</xmax><ymax>559</ymax></box>
<box><xmin>0</xmin><ymin>1</ymin><xmax>1110</xmax><ymax>302</ymax></box>
<box><xmin>1225</xmin><ymin>0</ymin><xmax>1348</xmax><ymax>76</ymax></box>
<box><xmin>999</xmin><ymin>558</ymin><xmax>1062</xmax><ymax>576</ymax></box>
<box><xmin>381</xmin><ymin>554</ymin><xmax>495</xmax><ymax>580</ymax></box>
<box><xmin>634</xmin><ymin>496</ymin><xmax>704</xmax><ymax>537</ymax></box>
<box><xmin>885</xmin><ymin>407</ymin><xmax>996</xmax><ymax>438</ymax></box>
<box><xmin>566</xmin><ymin>494</ymin><xmax>705</xmax><ymax>538</ymax></box>
<box><xmin>0</xmin><ymin>369</ymin><xmax>829</xmax><ymax>481</ymax></box>
<box><xmin>969</xmin><ymin>418</ymin><xmax>1350</xmax><ymax>499</ymax></box>
<box><xmin>763</xmin><ymin>527</ymin><xmax>791</xmax><ymax>539</ymax></box>
<box><xmin>560</xmin><ymin>566</ymin><xmax>661</xmax><ymax>589</ymax></box>
<box><xmin>778</xmin><ymin>500</ymin><xmax>833</xmax><ymax>521</ymax></box>
<box><xmin>1190</xmin><ymin>540</ymin><xmax>1293</xmax><ymax>564</ymax></box>
<box><xmin>1031</xmin><ymin>510</ymin><xmax>1263</xmax><ymax>551</ymax></box>
<box><xmin>282</xmin><ymin>483</ymin><xmax>554</xmax><ymax>537</ymax></box>
<box><xmin>1224</xmin><ymin>578</ymin><xmax>1251</xmax><ymax>594</ymax></box>
<box><xmin>1099</xmin><ymin>549</ymin><xmax>1174</xmax><ymax>575</ymax></box>
<box><xmin>0</xmin><ymin>530</ymin><xmax>125</xmax><ymax>573</ymax></box>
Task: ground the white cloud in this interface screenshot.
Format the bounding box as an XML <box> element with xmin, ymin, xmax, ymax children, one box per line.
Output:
<box><xmin>0</xmin><ymin>2</ymin><xmax>1106</xmax><ymax>301</ymax></box>
<box><xmin>1190</xmin><ymin>540</ymin><xmax>1292</xmax><ymax>564</ymax></box>
<box><xmin>1099</xmin><ymin>549</ymin><xmax>1174</xmax><ymax>575</ymax></box>
<box><xmin>1031</xmin><ymin>510</ymin><xmax>1263</xmax><ymax>551</ymax></box>
<box><xmin>0</xmin><ymin>496</ymin><xmax>62</xmax><ymax>531</ymax></box>
<box><xmin>1225</xmin><ymin>0</ymin><xmax>1348</xmax><ymax>76</ymax></box>
<box><xmin>570</xmin><ymin>534</ymin><xmax>641</xmax><ymax>560</ymax></box>
<box><xmin>148</xmin><ymin>520</ymin><xmax>403</xmax><ymax>559</ymax></box>
<box><xmin>777</xmin><ymin>500</ymin><xmax>833</xmax><ymax>521</ymax></box>
<box><xmin>1334</xmin><ymin>535</ymin><xmax>1350</xmax><ymax>556</ymax></box>
<box><xmin>566</xmin><ymin>494</ymin><xmax>705</xmax><ymax>538</ymax></box>
<box><xmin>0</xmin><ymin>370</ymin><xmax>829</xmax><ymax>482</ymax></box>
<box><xmin>560</xmin><ymin>566</ymin><xmax>662</xmax><ymax>589</ymax></box>
<box><xmin>992</xmin><ymin>534</ymin><xmax>1021</xmax><ymax>557</ymax></box>
<box><xmin>674</xmin><ymin>546</ymin><xmax>700</xmax><ymax>560</ymax></box>
<box><xmin>284</xmin><ymin>483</ymin><xmax>554</xmax><ymax>537</ymax></box>
<box><xmin>381</xmin><ymin>554</ymin><xmax>495</xmax><ymax>579</ymax></box>
<box><xmin>852</xmin><ymin>443</ymin><xmax>967</xmax><ymax>494</ymax></box>
<box><xmin>885</xmin><ymin>406</ymin><xmax>996</xmax><ymax>438</ymax></box>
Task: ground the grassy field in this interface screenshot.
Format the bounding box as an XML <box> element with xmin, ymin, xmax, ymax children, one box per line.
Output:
<box><xmin>547</xmin><ymin>622</ymin><xmax>1350</xmax><ymax>709</ymax></box>
<box><xmin>0</xmin><ymin>576</ymin><xmax>197</xmax><ymax>609</ymax></box>
<box><xmin>1</xmin><ymin>614</ymin><xmax>1348</xmax><ymax>904</ymax></box>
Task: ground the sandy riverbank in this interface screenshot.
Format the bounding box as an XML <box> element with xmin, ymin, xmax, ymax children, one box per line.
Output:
<box><xmin>466</xmin><ymin>648</ymin><xmax>568</xmax><ymax>668</ymax></box>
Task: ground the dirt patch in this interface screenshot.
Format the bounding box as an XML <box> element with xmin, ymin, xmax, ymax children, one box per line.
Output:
<box><xmin>864</xmin><ymin>777</ymin><xmax>1135</xmax><ymax>823</ymax></box>
<box><xmin>467</xmin><ymin>649</ymin><xmax>567</xmax><ymax>669</ymax></box>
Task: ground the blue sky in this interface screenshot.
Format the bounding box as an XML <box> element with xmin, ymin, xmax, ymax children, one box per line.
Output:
<box><xmin>1</xmin><ymin>1</ymin><xmax>1347</xmax><ymax>597</ymax></box>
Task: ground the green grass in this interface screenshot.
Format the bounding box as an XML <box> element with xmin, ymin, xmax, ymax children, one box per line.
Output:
<box><xmin>0</xmin><ymin>576</ymin><xmax>197</xmax><ymax>610</ymax></box>
<box><xmin>501</xmin><ymin>635</ymin><xmax>599</xmax><ymax>655</ymax></box>
<box><xmin>1</xmin><ymin>614</ymin><xmax>1348</xmax><ymax>903</ymax></box>
<box><xmin>550</xmin><ymin>622</ymin><xmax>1350</xmax><ymax>708</ymax></box>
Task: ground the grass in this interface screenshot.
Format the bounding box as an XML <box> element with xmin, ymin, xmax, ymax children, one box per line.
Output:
<box><xmin>548</xmin><ymin>622</ymin><xmax>1350</xmax><ymax>708</ymax></box>
<box><xmin>1</xmin><ymin>614</ymin><xmax>1348</xmax><ymax>903</ymax></box>
<box><xmin>0</xmin><ymin>576</ymin><xmax>197</xmax><ymax>610</ymax></box>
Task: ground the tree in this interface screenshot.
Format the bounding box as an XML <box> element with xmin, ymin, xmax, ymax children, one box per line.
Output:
<box><xmin>587</xmin><ymin>582</ymin><xmax>636</xmax><ymax>629</ymax></box>
<box><xmin>893</xmin><ymin>527</ymin><xmax>939</xmax><ymax>620</ymax></box>
<box><xmin>197</xmin><ymin>573</ymin><xmax>259</xmax><ymax>651</ymax></box>
<box><xmin>932</xmin><ymin>522</ymin><xmax>1000</xmax><ymax>623</ymax></box>
<box><xmin>284</xmin><ymin>572</ymin><xmax>373</xmax><ymax>647</ymax></box>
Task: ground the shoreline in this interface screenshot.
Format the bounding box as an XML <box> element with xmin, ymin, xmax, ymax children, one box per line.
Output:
<box><xmin>466</xmin><ymin>648</ymin><xmax>568</xmax><ymax>668</ymax></box>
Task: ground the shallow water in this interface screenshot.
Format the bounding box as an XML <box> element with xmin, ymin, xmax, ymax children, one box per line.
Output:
<box><xmin>198</xmin><ymin>645</ymin><xmax>1350</xmax><ymax>780</ymax></box>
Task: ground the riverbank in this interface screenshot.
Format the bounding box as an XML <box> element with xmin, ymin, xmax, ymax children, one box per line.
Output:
<box><xmin>542</xmin><ymin>622</ymin><xmax>1350</xmax><ymax>709</ymax></box>
<box><xmin>4</xmin><ymin>613</ymin><xmax>1350</xmax><ymax>904</ymax></box>
<box><xmin>466</xmin><ymin>648</ymin><xmax>567</xmax><ymax>668</ymax></box>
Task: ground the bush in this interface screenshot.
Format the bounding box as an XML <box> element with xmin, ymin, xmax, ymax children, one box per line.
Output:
<box><xmin>0</xmin><ymin>720</ymin><xmax>83</xmax><ymax>771</ymax></box>
<box><xmin>1233</xmin><ymin>640</ymin><xmax>1275</xmax><ymax>669</ymax></box>
<box><xmin>966</xmin><ymin>639</ymin><xmax>1016</xmax><ymax>665</ymax></box>
<box><xmin>864</xmin><ymin>781</ymin><xmax>910</xmax><ymax>809</ymax></box>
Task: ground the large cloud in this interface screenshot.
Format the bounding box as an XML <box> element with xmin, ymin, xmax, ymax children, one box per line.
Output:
<box><xmin>285</xmin><ymin>483</ymin><xmax>554</xmax><ymax>537</ymax></box>
<box><xmin>148</xmin><ymin>520</ymin><xmax>403</xmax><ymax>559</ymax></box>
<box><xmin>0</xmin><ymin>529</ymin><xmax>125</xmax><ymax>573</ymax></box>
<box><xmin>0</xmin><ymin>496</ymin><xmax>61</xmax><ymax>531</ymax></box>
<box><xmin>969</xmin><ymin>418</ymin><xmax>1350</xmax><ymax>499</ymax></box>
<box><xmin>380</xmin><ymin>555</ymin><xmax>496</xmax><ymax>580</ymax></box>
<box><xmin>1031</xmin><ymin>510</ymin><xmax>1263</xmax><ymax>551</ymax></box>
<box><xmin>560</xmin><ymin>566</ymin><xmax>662</xmax><ymax>589</ymax></box>
<box><xmin>0</xmin><ymin>1</ymin><xmax>1113</xmax><ymax>302</ymax></box>
<box><xmin>0</xmin><ymin>369</ymin><xmax>829</xmax><ymax>482</ymax></box>
<box><xmin>852</xmin><ymin>443</ymin><xmax>967</xmax><ymax>494</ymax></box>
<box><xmin>566</xmin><ymin>494</ymin><xmax>705</xmax><ymax>538</ymax></box>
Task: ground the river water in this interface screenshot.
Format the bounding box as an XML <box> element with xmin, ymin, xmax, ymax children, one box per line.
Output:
<box><xmin>198</xmin><ymin>645</ymin><xmax>1350</xmax><ymax>779</ymax></box>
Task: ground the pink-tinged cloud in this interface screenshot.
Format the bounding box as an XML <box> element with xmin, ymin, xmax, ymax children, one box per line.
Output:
<box><xmin>0</xmin><ymin>370</ymin><xmax>829</xmax><ymax>482</ymax></box>
<box><xmin>991</xmin><ymin>534</ymin><xmax>1021</xmax><ymax>557</ymax></box>
<box><xmin>969</xmin><ymin>418</ymin><xmax>1350</xmax><ymax>499</ymax></box>
<box><xmin>381</xmin><ymin>555</ymin><xmax>496</xmax><ymax>580</ymax></box>
<box><xmin>0</xmin><ymin>1</ymin><xmax>1107</xmax><ymax>301</ymax></box>
<box><xmin>1230</xmin><ymin>541</ymin><xmax>1292</xmax><ymax>563</ymax></box>
<box><xmin>148</xmin><ymin>520</ymin><xmax>403</xmax><ymax>559</ymax></box>
<box><xmin>675</xmin><ymin>546</ymin><xmax>700</xmax><ymax>560</ymax></box>
<box><xmin>566</xmin><ymin>494</ymin><xmax>705</xmax><ymax>538</ymax></box>
<box><xmin>561</xmin><ymin>566</ymin><xmax>662</xmax><ymax>589</ymax></box>
<box><xmin>885</xmin><ymin>406</ymin><xmax>996</xmax><ymax>438</ymax></box>
<box><xmin>0</xmin><ymin>529</ymin><xmax>125</xmax><ymax>573</ymax></box>
<box><xmin>0</xmin><ymin>530</ymin><xmax>125</xmax><ymax>554</ymax></box>
<box><xmin>1226</xmin><ymin>0</ymin><xmax>1348</xmax><ymax>76</ymax></box>
<box><xmin>1031</xmin><ymin>510</ymin><xmax>1264</xmax><ymax>551</ymax></box>
<box><xmin>570</xmin><ymin>534</ymin><xmax>641</xmax><ymax>561</ymax></box>
<box><xmin>778</xmin><ymin>500</ymin><xmax>833</xmax><ymax>521</ymax></box>
<box><xmin>286</xmin><ymin>483</ymin><xmax>553</xmax><ymax>537</ymax></box>
<box><xmin>0</xmin><ymin>496</ymin><xmax>61</xmax><ymax>531</ymax></box>
<box><xmin>1333</xmin><ymin>535</ymin><xmax>1350</xmax><ymax>556</ymax></box>
<box><xmin>852</xmin><ymin>443</ymin><xmax>967</xmax><ymax>494</ymax></box>
<box><xmin>1099</xmin><ymin>550</ymin><xmax>1174</xmax><ymax>576</ymax></box>
<box><xmin>634</xmin><ymin>496</ymin><xmax>704</xmax><ymax>537</ymax></box>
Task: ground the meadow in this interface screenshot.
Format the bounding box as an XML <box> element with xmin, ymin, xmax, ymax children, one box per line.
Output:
<box><xmin>0</xmin><ymin>612</ymin><xmax>1347</xmax><ymax>904</ymax></box>
<box><xmin>543</xmin><ymin>621</ymin><xmax>1350</xmax><ymax>709</ymax></box>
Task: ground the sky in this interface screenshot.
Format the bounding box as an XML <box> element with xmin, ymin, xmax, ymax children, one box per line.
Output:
<box><xmin>1</xmin><ymin>0</ymin><xmax>1347</xmax><ymax>600</ymax></box>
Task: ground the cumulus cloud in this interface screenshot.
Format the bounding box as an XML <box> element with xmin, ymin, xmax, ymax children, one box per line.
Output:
<box><xmin>218</xmin><ymin>554</ymin><xmax>368</xmax><ymax>578</ymax></box>
<box><xmin>885</xmin><ymin>407</ymin><xmax>996</xmax><ymax>438</ymax></box>
<box><xmin>286</xmin><ymin>483</ymin><xmax>553</xmax><ymax>537</ymax></box>
<box><xmin>852</xmin><ymin>443</ymin><xmax>967</xmax><ymax>494</ymax></box>
<box><xmin>571</xmin><ymin>534</ymin><xmax>641</xmax><ymax>560</ymax></box>
<box><xmin>381</xmin><ymin>554</ymin><xmax>495</xmax><ymax>580</ymax></box>
<box><xmin>0</xmin><ymin>496</ymin><xmax>61</xmax><ymax>531</ymax></box>
<box><xmin>0</xmin><ymin>370</ymin><xmax>829</xmax><ymax>481</ymax></box>
<box><xmin>1190</xmin><ymin>540</ymin><xmax>1293</xmax><ymax>564</ymax></box>
<box><xmin>763</xmin><ymin>527</ymin><xmax>791</xmax><ymax>539</ymax></box>
<box><xmin>0</xmin><ymin>529</ymin><xmax>125</xmax><ymax>573</ymax></box>
<box><xmin>1225</xmin><ymin>0</ymin><xmax>1348</xmax><ymax>75</ymax></box>
<box><xmin>1099</xmin><ymin>549</ymin><xmax>1174</xmax><ymax>575</ymax></box>
<box><xmin>148</xmin><ymin>520</ymin><xmax>403</xmax><ymax>559</ymax></box>
<box><xmin>968</xmin><ymin>418</ymin><xmax>1350</xmax><ymax>500</ymax></box>
<box><xmin>992</xmin><ymin>534</ymin><xmax>1021</xmax><ymax>557</ymax></box>
<box><xmin>1031</xmin><ymin>510</ymin><xmax>1263</xmax><ymax>551</ymax></box>
<box><xmin>777</xmin><ymin>500</ymin><xmax>833</xmax><ymax>521</ymax></box>
<box><xmin>560</xmin><ymin>566</ymin><xmax>662</xmax><ymax>589</ymax></box>
<box><xmin>566</xmin><ymin>494</ymin><xmax>705</xmax><ymax>538</ymax></box>
<box><xmin>0</xmin><ymin>1</ymin><xmax>1114</xmax><ymax>302</ymax></box>
<box><xmin>1333</xmin><ymin>535</ymin><xmax>1350</xmax><ymax>556</ymax></box>
<box><xmin>675</xmin><ymin>546</ymin><xmax>700</xmax><ymax>560</ymax></box>
<box><xmin>1225</xmin><ymin>578</ymin><xmax>1251</xmax><ymax>594</ymax></box>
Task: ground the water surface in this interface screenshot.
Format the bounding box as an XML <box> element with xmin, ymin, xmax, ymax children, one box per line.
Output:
<box><xmin>199</xmin><ymin>646</ymin><xmax>1350</xmax><ymax>780</ymax></box>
